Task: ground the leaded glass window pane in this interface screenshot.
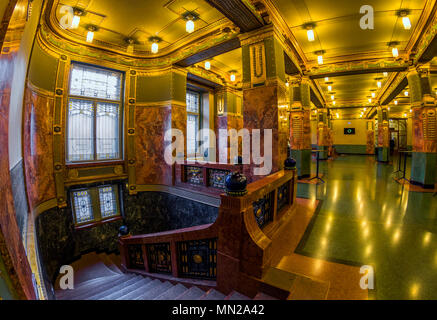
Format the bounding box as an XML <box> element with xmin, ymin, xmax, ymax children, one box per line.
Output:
<box><xmin>96</xmin><ymin>102</ymin><xmax>120</xmax><ymax>160</ymax></box>
<box><xmin>67</xmin><ymin>99</ymin><xmax>94</xmax><ymax>162</ymax></box>
<box><xmin>186</xmin><ymin>91</ymin><xmax>199</xmax><ymax>113</ymax></box>
<box><xmin>69</xmin><ymin>64</ymin><xmax>122</xmax><ymax>101</ymax></box>
<box><xmin>67</xmin><ymin>63</ymin><xmax>123</xmax><ymax>162</ymax></box>
<box><xmin>187</xmin><ymin>114</ymin><xmax>199</xmax><ymax>155</ymax></box>
<box><xmin>72</xmin><ymin>190</ymin><xmax>94</xmax><ymax>224</ymax></box>
<box><xmin>98</xmin><ymin>186</ymin><xmax>118</xmax><ymax>218</ymax></box>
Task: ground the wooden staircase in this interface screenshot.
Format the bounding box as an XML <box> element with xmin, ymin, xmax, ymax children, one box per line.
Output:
<box><xmin>55</xmin><ymin>253</ymin><xmax>270</xmax><ymax>300</ymax></box>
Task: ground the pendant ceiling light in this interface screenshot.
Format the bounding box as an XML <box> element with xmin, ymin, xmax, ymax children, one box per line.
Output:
<box><xmin>186</xmin><ymin>19</ymin><xmax>195</xmax><ymax>33</ymax></box>
<box><xmin>149</xmin><ymin>36</ymin><xmax>162</xmax><ymax>54</ymax></box>
<box><xmin>304</xmin><ymin>23</ymin><xmax>316</xmax><ymax>42</ymax></box>
<box><xmin>371</xmin><ymin>92</ymin><xmax>376</xmax><ymax>98</ymax></box>
<box><xmin>328</xmin><ymin>85</ymin><xmax>332</xmax><ymax>92</ymax></box>
<box><xmin>394</xmin><ymin>100</ymin><xmax>398</xmax><ymax>105</ymax></box>
<box><xmin>388</xmin><ymin>41</ymin><xmax>400</xmax><ymax>58</ymax></box>
<box><xmin>71</xmin><ymin>8</ymin><xmax>83</xmax><ymax>29</ymax></box>
<box><xmin>230</xmin><ymin>73</ymin><xmax>236</xmax><ymax>82</ymax></box>
<box><xmin>315</xmin><ymin>50</ymin><xmax>325</xmax><ymax>65</ymax></box>
<box><xmin>86</xmin><ymin>25</ymin><xmax>97</xmax><ymax>43</ymax></box>
<box><xmin>398</xmin><ymin>10</ymin><xmax>412</xmax><ymax>30</ymax></box>
<box><xmin>205</xmin><ymin>61</ymin><xmax>211</xmax><ymax>70</ymax></box>
<box><xmin>183</xmin><ymin>11</ymin><xmax>199</xmax><ymax>34</ymax></box>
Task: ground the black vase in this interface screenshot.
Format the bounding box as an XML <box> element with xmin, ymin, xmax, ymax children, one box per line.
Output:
<box><xmin>284</xmin><ymin>157</ymin><xmax>297</xmax><ymax>170</ymax></box>
<box><xmin>118</xmin><ymin>225</ymin><xmax>129</xmax><ymax>237</ymax></box>
<box><xmin>225</xmin><ymin>172</ymin><xmax>248</xmax><ymax>197</ymax></box>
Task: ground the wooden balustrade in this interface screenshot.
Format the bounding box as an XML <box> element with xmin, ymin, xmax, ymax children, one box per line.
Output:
<box><xmin>174</xmin><ymin>161</ymin><xmax>243</xmax><ymax>195</ymax></box>
<box><xmin>119</xmin><ymin>168</ymin><xmax>298</xmax><ymax>296</ymax></box>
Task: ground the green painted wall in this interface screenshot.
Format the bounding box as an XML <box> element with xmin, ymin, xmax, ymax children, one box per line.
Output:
<box><xmin>136</xmin><ymin>72</ymin><xmax>186</xmax><ymax>103</ymax></box>
<box><xmin>28</xmin><ymin>42</ymin><xmax>57</xmax><ymax>92</ymax></box>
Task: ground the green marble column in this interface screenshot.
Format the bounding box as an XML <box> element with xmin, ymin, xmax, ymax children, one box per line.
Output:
<box><xmin>290</xmin><ymin>77</ymin><xmax>312</xmax><ymax>178</ymax></box>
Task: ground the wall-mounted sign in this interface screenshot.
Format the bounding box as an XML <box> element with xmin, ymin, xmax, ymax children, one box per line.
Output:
<box><xmin>344</xmin><ymin>128</ymin><xmax>356</xmax><ymax>135</ymax></box>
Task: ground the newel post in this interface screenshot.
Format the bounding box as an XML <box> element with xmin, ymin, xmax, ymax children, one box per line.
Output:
<box><xmin>118</xmin><ymin>225</ymin><xmax>131</xmax><ymax>271</ymax></box>
<box><xmin>217</xmin><ymin>172</ymin><xmax>249</xmax><ymax>294</ymax></box>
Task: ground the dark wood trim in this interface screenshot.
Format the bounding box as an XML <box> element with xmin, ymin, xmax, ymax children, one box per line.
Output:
<box><xmin>66</xmin><ymin>160</ymin><xmax>125</xmax><ymax>169</ymax></box>
<box><xmin>74</xmin><ymin>215</ymin><xmax>122</xmax><ymax>230</ymax></box>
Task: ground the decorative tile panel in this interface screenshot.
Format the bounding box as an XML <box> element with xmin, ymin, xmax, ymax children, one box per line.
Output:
<box><xmin>208</xmin><ymin>169</ymin><xmax>230</xmax><ymax>190</ymax></box>
<box><xmin>185</xmin><ymin>166</ymin><xmax>203</xmax><ymax>185</ymax></box>
<box><xmin>147</xmin><ymin>243</ymin><xmax>172</xmax><ymax>274</ymax></box>
<box><xmin>253</xmin><ymin>191</ymin><xmax>274</xmax><ymax>229</ymax></box>
<box><xmin>178</xmin><ymin>238</ymin><xmax>217</xmax><ymax>279</ymax></box>
<box><xmin>277</xmin><ymin>182</ymin><xmax>290</xmax><ymax>213</ymax></box>
<box><xmin>127</xmin><ymin>245</ymin><xmax>144</xmax><ymax>270</ymax></box>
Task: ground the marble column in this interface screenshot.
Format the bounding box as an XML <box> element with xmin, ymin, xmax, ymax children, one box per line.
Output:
<box><xmin>290</xmin><ymin>77</ymin><xmax>312</xmax><ymax>178</ymax></box>
<box><xmin>316</xmin><ymin>108</ymin><xmax>329</xmax><ymax>160</ymax></box>
<box><xmin>240</xmin><ymin>26</ymin><xmax>289</xmax><ymax>182</ymax></box>
<box><xmin>407</xmin><ymin>67</ymin><xmax>437</xmax><ymax>188</ymax></box>
<box><xmin>376</xmin><ymin>105</ymin><xmax>390</xmax><ymax>162</ymax></box>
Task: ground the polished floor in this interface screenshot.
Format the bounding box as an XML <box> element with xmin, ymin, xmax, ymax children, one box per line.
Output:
<box><xmin>295</xmin><ymin>154</ymin><xmax>437</xmax><ymax>300</ymax></box>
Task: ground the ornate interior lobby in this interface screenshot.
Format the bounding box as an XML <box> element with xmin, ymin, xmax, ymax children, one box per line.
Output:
<box><xmin>0</xmin><ymin>0</ymin><xmax>436</xmax><ymax>301</ymax></box>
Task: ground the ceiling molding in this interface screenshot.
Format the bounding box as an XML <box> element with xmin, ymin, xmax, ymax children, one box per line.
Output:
<box><xmin>308</xmin><ymin>59</ymin><xmax>408</xmax><ymax>79</ymax></box>
<box><xmin>44</xmin><ymin>0</ymin><xmax>238</xmax><ymax>60</ymax></box>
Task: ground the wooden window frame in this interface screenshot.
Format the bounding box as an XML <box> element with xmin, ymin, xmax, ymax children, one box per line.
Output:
<box><xmin>66</xmin><ymin>62</ymin><xmax>125</xmax><ymax>164</ymax></box>
<box><xmin>186</xmin><ymin>89</ymin><xmax>202</xmax><ymax>158</ymax></box>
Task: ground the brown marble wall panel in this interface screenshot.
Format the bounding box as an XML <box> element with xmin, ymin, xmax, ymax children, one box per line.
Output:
<box><xmin>135</xmin><ymin>105</ymin><xmax>172</xmax><ymax>185</ymax></box>
<box><xmin>243</xmin><ymin>85</ymin><xmax>286</xmax><ymax>182</ymax></box>
<box><xmin>413</xmin><ymin>107</ymin><xmax>437</xmax><ymax>153</ymax></box>
<box><xmin>215</xmin><ymin>114</ymin><xmax>244</xmax><ymax>162</ymax></box>
<box><xmin>23</xmin><ymin>87</ymin><xmax>56</xmax><ymax>209</ymax></box>
<box><xmin>0</xmin><ymin>48</ymin><xmax>35</xmax><ymax>299</ymax></box>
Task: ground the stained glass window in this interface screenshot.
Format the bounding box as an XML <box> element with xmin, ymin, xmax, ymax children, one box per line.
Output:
<box><xmin>98</xmin><ymin>186</ymin><xmax>118</xmax><ymax>218</ymax></box>
<box><xmin>72</xmin><ymin>190</ymin><xmax>94</xmax><ymax>224</ymax></box>
<box><xmin>186</xmin><ymin>91</ymin><xmax>200</xmax><ymax>155</ymax></box>
<box><xmin>71</xmin><ymin>184</ymin><xmax>120</xmax><ymax>226</ymax></box>
<box><xmin>69</xmin><ymin>64</ymin><xmax>122</xmax><ymax>101</ymax></box>
<box><xmin>67</xmin><ymin>63</ymin><xmax>123</xmax><ymax>162</ymax></box>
